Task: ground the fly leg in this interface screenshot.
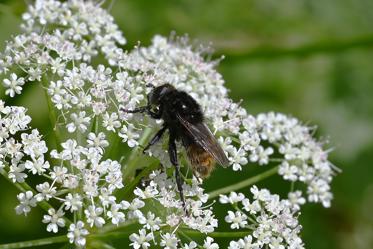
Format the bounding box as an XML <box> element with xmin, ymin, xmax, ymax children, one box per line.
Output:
<box><xmin>121</xmin><ymin>106</ymin><xmax>163</xmax><ymax>119</ymax></box>
<box><xmin>168</xmin><ymin>134</ymin><xmax>188</xmax><ymax>215</ymax></box>
<box><xmin>192</xmin><ymin>171</ymin><xmax>202</xmax><ymax>183</ymax></box>
<box><xmin>143</xmin><ymin>126</ymin><xmax>167</xmax><ymax>153</ymax></box>
<box><xmin>121</xmin><ymin>106</ymin><xmax>149</xmax><ymax>114</ymax></box>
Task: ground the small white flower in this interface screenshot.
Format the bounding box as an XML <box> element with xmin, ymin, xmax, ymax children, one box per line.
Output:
<box><xmin>129</xmin><ymin>229</ymin><xmax>153</xmax><ymax>249</ymax></box>
<box><xmin>219</xmin><ymin>192</ymin><xmax>245</xmax><ymax>204</ymax></box>
<box><xmin>27</xmin><ymin>67</ymin><xmax>42</xmax><ymax>81</ymax></box>
<box><xmin>228</xmin><ymin>147</ymin><xmax>248</xmax><ymax>171</ymax></box>
<box><xmin>287</xmin><ymin>191</ymin><xmax>306</xmax><ymax>211</ymax></box>
<box><xmin>228</xmin><ymin>235</ymin><xmax>257</xmax><ymax>249</ymax></box>
<box><xmin>64</xmin><ymin>193</ymin><xmax>83</xmax><ymax>212</ymax></box>
<box><xmin>225</xmin><ymin>211</ymin><xmax>248</xmax><ymax>229</ymax></box>
<box><xmin>67</xmin><ymin>221</ymin><xmax>89</xmax><ymax>247</ymax></box>
<box><xmin>160</xmin><ymin>233</ymin><xmax>179</xmax><ymax>249</ymax></box>
<box><xmin>166</xmin><ymin>213</ymin><xmax>180</xmax><ymax>227</ymax></box>
<box><xmin>87</xmin><ymin>132</ymin><xmax>109</xmax><ymax>152</ymax></box>
<box><xmin>8</xmin><ymin>164</ymin><xmax>27</xmax><ymax>183</ymax></box>
<box><xmin>269</xmin><ymin>237</ymin><xmax>285</xmax><ymax>249</ymax></box>
<box><xmin>24</xmin><ymin>157</ymin><xmax>50</xmax><ymax>175</ymax></box>
<box><xmin>3</xmin><ymin>73</ymin><xmax>25</xmax><ymax>97</ymax></box>
<box><xmin>239</xmin><ymin>130</ymin><xmax>260</xmax><ymax>151</ymax></box>
<box><xmin>242</xmin><ymin>199</ymin><xmax>261</xmax><ymax>214</ymax></box>
<box><xmin>307</xmin><ymin>179</ymin><xmax>332</xmax><ymax>207</ymax></box>
<box><xmin>138</xmin><ymin>212</ymin><xmax>162</xmax><ymax>231</ymax></box>
<box><xmin>42</xmin><ymin>208</ymin><xmax>65</xmax><ymax>233</ymax></box>
<box><xmin>21</xmin><ymin>129</ymin><xmax>48</xmax><ymax>158</ymax></box>
<box><xmin>134</xmin><ymin>184</ymin><xmax>159</xmax><ymax>199</ymax></box>
<box><xmin>251</xmin><ymin>185</ymin><xmax>271</xmax><ymax>202</ymax></box>
<box><xmin>50</xmin><ymin>58</ymin><xmax>66</xmax><ymax>76</ymax></box>
<box><xmin>250</xmin><ymin>146</ymin><xmax>274</xmax><ymax>165</ymax></box>
<box><xmin>203</xmin><ymin>237</ymin><xmax>219</xmax><ymax>249</ymax></box>
<box><xmin>103</xmin><ymin>112</ymin><xmax>121</xmax><ymax>132</ymax></box>
<box><xmin>278</xmin><ymin>161</ymin><xmax>298</xmax><ymax>181</ymax></box>
<box><xmin>15</xmin><ymin>191</ymin><xmax>36</xmax><ymax>215</ymax></box>
<box><xmin>182</xmin><ymin>241</ymin><xmax>198</xmax><ymax>249</ymax></box>
<box><xmin>35</xmin><ymin>182</ymin><xmax>56</xmax><ymax>201</ymax></box>
<box><xmin>60</xmin><ymin>139</ymin><xmax>78</xmax><ymax>159</ymax></box>
<box><xmin>67</xmin><ymin>111</ymin><xmax>91</xmax><ymax>133</ymax></box>
<box><xmin>119</xmin><ymin>124</ymin><xmax>140</xmax><ymax>147</ymax></box>
<box><xmin>85</xmin><ymin>205</ymin><xmax>105</xmax><ymax>228</ymax></box>
<box><xmin>99</xmin><ymin>187</ymin><xmax>116</xmax><ymax>207</ymax></box>
<box><xmin>50</xmin><ymin>166</ymin><xmax>68</xmax><ymax>183</ymax></box>
<box><xmin>107</xmin><ymin>204</ymin><xmax>125</xmax><ymax>225</ymax></box>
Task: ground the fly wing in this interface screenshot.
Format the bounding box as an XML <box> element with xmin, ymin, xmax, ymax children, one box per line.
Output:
<box><xmin>177</xmin><ymin>114</ymin><xmax>229</xmax><ymax>167</ymax></box>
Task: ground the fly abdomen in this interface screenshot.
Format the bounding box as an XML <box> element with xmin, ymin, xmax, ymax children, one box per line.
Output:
<box><xmin>186</xmin><ymin>143</ymin><xmax>215</xmax><ymax>178</ymax></box>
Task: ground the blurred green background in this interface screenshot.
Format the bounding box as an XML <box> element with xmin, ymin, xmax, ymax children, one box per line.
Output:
<box><xmin>1</xmin><ymin>0</ymin><xmax>373</xmax><ymax>248</ymax></box>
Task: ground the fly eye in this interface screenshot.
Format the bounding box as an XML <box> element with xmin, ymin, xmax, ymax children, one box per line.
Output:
<box><xmin>149</xmin><ymin>105</ymin><xmax>159</xmax><ymax>113</ymax></box>
<box><xmin>159</xmin><ymin>86</ymin><xmax>170</xmax><ymax>97</ymax></box>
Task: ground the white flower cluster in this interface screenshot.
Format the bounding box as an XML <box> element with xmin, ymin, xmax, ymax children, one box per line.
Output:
<box><xmin>1</xmin><ymin>0</ymin><xmax>125</xmax><ymax>96</ymax></box>
<box><xmin>221</xmin><ymin>187</ymin><xmax>305</xmax><ymax>249</ymax></box>
<box><xmin>0</xmin><ymin>101</ymin><xmax>142</xmax><ymax>247</ymax></box>
<box><xmin>255</xmin><ymin>112</ymin><xmax>336</xmax><ymax>207</ymax></box>
<box><xmin>1</xmin><ymin>1</ymin><xmax>337</xmax><ymax>209</ymax></box>
<box><xmin>130</xmin><ymin>229</ymin><xmax>219</xmax><ymax>249</ymax></box>
<box><xmin>129</xmin><ymin>170</ymin><xmax>218</xmax><ymax>248</ymax></box>
<box><xmin>0</xmin><ymin>0</ymin><xmax>339</xmax><ymax>248</ymax></box>
<box><xmin>44</xmin><ymin>134</ymin><xmax>147</xmax><ymax>247</ymax></box>
<box><xmin>0</xmin><ymin>0</ymin><xmax>141</xmax><ymax>150</ymax></box>
<box><xmin>3</xmin><ymin>116</ymin><xmax>144</xmax><ymax>247</ymax></box>
<box><xmin>0</xmin><ymin>100</ymin><xmax>47</xmax><ymax>186</ymax></box>
<box><xmin>47</xmin><ymin>62</ymin><xmax>143</xmax><ymax>149</ymax></box>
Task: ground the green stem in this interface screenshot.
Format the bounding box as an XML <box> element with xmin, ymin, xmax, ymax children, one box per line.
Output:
<box><xmin>0</xmin><ymin>226</ymin><xmax>139</xmax><ymax>249</ymax></box>
<box><xmin>88</xmin><ymin>241</ymin><xmax>117</xmax><ymax>249</ymax></box>
<box><xmin>105</xmin><ymin>133</ymin><xmax>120</xmax><ymax>160</ymax></box>
<box><xmin>0</xmin><ymin>222</ymin><xmax>250</xmax><ymax>248</ymax></box>
<box><xmin>122</xmin><ymin>127</ymin><xmax>153</xmax><ymax>180</ymax></box>
<box><xmin>0</xmin><ymin>168</ymin><xmax>72</xmax><ymax>225</ymax></box>
<box><xmin>220</xmin><ymin>34</ymin><xmax>373</xmax><ymax>61</ymax></box>
<box><xmin>177</xmin><ymin>230</ymin><xmax>195</xmax><ymax>243</ymax></box>
<box><xmin>98</xmin><ymin>220</ymin><xmax>137</xmax><ymax>234</ymax></box>
<box><xmin>41</xmin><ymin>77</ymin><xmax>63</xmax><ymax>151</ymax></box>
<box><xmin>207</xmin><ymin>166</ymin><xmax>279</xmax><ymax>199</ymax></box>
<box><xmin>290</xmin><ymin>181</ymin><xmax>295</xmax><ymax>192</ymax></box>
<box><xmin>90</xmin><ymin>230</ymin><xmax>138</xmax><ymax>240</ymax></box>
<box><xmin>181</xmin><ymin>229</ymin><xmax>251</xmax><ymax>238</ymax></box>
<box><xmin>0</xmin><ymin>235</ymin><xmax>67</xmax><ymax>249</ymax></box>
<box><xmin>120</xmin><ymin>160</ymin><xmax>160</xmax><ymax>198</ymax></box>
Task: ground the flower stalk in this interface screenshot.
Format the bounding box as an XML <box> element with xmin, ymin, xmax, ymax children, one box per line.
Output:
<box><xmin>122</xmin><ymin>127</ymin><xmax>153</xmax><ymax>181</ymax></box>
<box><xmin>207</xmin><ymin>166</ymin><xmax>279</xmax><ymax>199</ymax></box>
<box><xmin>40</xmin><ymin>76</ymin><xmax>63</xmax><ymax>151</ymax></box>
<box><xmin>180</xmin><ymin>230</ymin><xmax>252</xmax><ymax>238</ymax></box>
<box><xmin>0</xmin><ymin>235</ymin><xmax>67</xmax><ymax>249</ymax></box>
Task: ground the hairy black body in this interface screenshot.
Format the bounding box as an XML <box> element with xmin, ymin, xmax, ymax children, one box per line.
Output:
<box><xmin>122</xmin><ymin>84</ymin><xmax>229</xmax><ymax>212</ymax></box>
<box><xmin>154</xmin><ymin>86</ymin><xmax>203</xmax><ymax>145</ymax></box>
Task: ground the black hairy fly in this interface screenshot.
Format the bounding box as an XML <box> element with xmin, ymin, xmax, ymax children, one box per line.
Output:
<box><xmin>122</xmin><ymin>84</ymin><xmax>229</xmax><ymax>212</ymax></box>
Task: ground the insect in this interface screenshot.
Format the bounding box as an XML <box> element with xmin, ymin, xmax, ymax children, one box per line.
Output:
<box><xmin>122</xmin><ymin>83</ymin><xmax>229</xmax><ymax>211</ymax></box>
